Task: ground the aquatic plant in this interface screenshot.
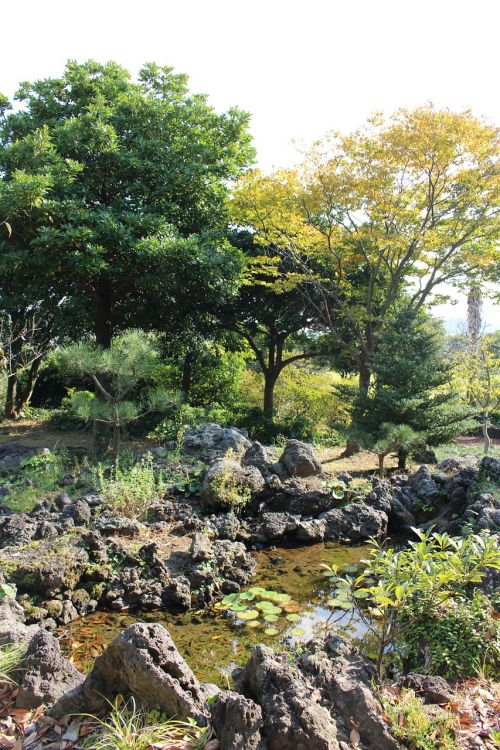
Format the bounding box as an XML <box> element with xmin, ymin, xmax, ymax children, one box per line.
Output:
<box><xmin>215</xmin><ymin>586</ymin><xmax>305</xmax><ymax>635</ymax></box>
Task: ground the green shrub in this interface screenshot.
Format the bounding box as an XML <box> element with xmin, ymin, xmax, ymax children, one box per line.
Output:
<box><xmin>383</xmin><ymin>689</ymin><xmax>459</xmax><ymax>750</ymax></box>
<box><xmin>399</xmin><ymin>590</ymin><xmax>500</xmax><ymax>679</ymax></box>
<box><xmin>93</xmin><ymin>454</ymin><xmax>164</xmax><ymax>519</ymax></box>
<box><xmin>1</xmin><ymin>449</ymin><xmax>73</xmax><ymax>513</ymax></box>
<box><xmin>206</xmin><ymin>468</ymin><xmax>252</xmax><ymax>512</ymax></box>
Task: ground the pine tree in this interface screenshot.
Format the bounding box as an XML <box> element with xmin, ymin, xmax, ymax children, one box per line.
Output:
<box><xmin>352</xmin><ymin>308</ymin><xmax>476</xmax><ymax>472</ymax></box>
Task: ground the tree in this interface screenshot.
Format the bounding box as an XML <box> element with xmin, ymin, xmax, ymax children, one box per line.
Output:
<box><xmin>0</xmin><ymin>60</ymin><xmax>254</xmax><ymax>348</ymax></box>
<box><xmin>58</xmin><ymin>330</ymin><xmax>176</xmax><ymax>458</ymax></box>
<box><xmin>321</xmin><ymin>529</ymin><xmax>500</xmax><ymax>683</ymax></box>
<box><xmin>456</xmin><ymin>336</ymin><xmax>500</xmax><ymax>454</ymax></box>
<box><xmin>350</xmin><ymin>308</ymin><xmax>476</xmax><ymax>471</ymax></box>
<box><xmin>231</xmin><ymin>106</ymin><xmax>500</xmax><ymax>398</ymax></box>
<box><xmin>220</xmin><ymin>231</ymin><xmax>330</xmax><ymax>415</ymax></box>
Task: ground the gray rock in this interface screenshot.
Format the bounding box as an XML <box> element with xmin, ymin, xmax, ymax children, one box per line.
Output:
<box><xmin>0</xmin><ymin>443</ymin><xmax>40</xmax><ymax>471</ymax></box>
<box><xmin>437</xmin><ymin>455</ymin><xmax>479</xmax><ymax>473</ymax></box>
<box><xmin>242</xmin><ymin>442</ymin><xmax>277</xmax><ymax>477</ymax></box>
<box><xmin>398</xmin><ymin>674</ymin><xmax>453</xmax><ymax>705</ymax></box>
<box><xmin>255</xmin><ymin>512</ymin><xmax>299</xmax><ymax>541</ymax></box>
<box><xmin>190</xmin><ymin>532</ymin><xmax>213</xmax><ymax>562</ymax></box>
<box><xmin>183</xmin><ymin>423</ymin><xmax>251</xmax><ymax>462</ymax></box>
<box><xmin>407</xmin><ymin>466</ymin><xmax>440</xmax><ymax>502</ymax></box>
<box><xmin>0</xmin><ymin>514</ymin><xmax>37</xmax><ymax>547</ymax></box>
<box><xmin>296</xmin><ymin>518</ymin><xmax>327</xmax><ymax>543</ymax></box>
<box><xmin>322</xmin><ymin>502</ymin><xmax>388</xmax><ymax>543</ymax></box>
<box><xmin>300</xmin><ymin>637</ymin><xmax>401</xmax><ymax>750</ymax></box>
<box><xmin>0</xmin><ymin>592</ymin><xmax>39</xmax><ymax>646</ymax></box>
<box><xmin>211</xmin><ymin>690</ymin><xmax>265</xmax><ymax>750</ymax></box>
<box><xmin>94</xmin><ymin>516</ymin><xmax>144</xmax><ymax>537</ymax></box>
<box><xmin>51</xmin><ymin>623</ymin><xmax>209</xmax><ymax>722</ymax></box>
<box><xmin>278</xmin><ymin>440</ymin><xmax>322</xmax><ymax>478</ymax></box>
<box><xmin>480</xmin><ymin>455</ymin><xmax>500</xmax><ymax>482</ymax></box>
<box><xmin>16</xmin><ymin>629</ymin><xmax>84</xmax><ymax>708</ymax></box>
<box><xmin>61</xmin><ymin>498</ymin><xmax>91</xmax><ymax>526</ymax></box>
<box><xmin>265</xmin><ymin>480</ymin><xmax>341</xmax><ymax>516</ymax></box>
<box><xmin>201</xmin><ymin>458</ymin><xmax>265</xmax><ymax>511</ymax></box>
<box><xmin>239</xmin><ymin>644</ymin><xmax>340</xmax><ymax>750</ymax></box>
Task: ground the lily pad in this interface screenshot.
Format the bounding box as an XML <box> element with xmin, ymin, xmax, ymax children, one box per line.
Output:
<box><xmin>228</xmin><ymin>603</ymin><xmax>248</xmax><ymax>612</ymax></box>
<box><xmin>354</xmin><ymin>590</ymin><xmax>370</xmax><ymax>599</ymax></box>
<box><xmin>238</xmin><ymin>609</ymin><xmax>260</xmax><ymax>621</ymax></box>
<box><xmin>239</xmin><ymin>591</ymin><xmax>256</xmax><ymax>601</ymax></box>
<box><xmin>290</xmin><ymin>627</ymin><xmax>305</xmax><ymax>636</ymax></box>
<box><xmin>286</xmin><ymin>613</ymin><xmax>301</xmax><ymax>622</ymax></box>
<box><xmin>263</xmin><ymin>614</ymin><xmax>279</xmax><ymax>623</ymax></box>
<box><xmin>264</xmin><ymin>627</ymin><xmax>279</xmax><ymax>636</ymax></box>
<box><xmin>327</xmin><ymin>598</ymin><xmax>349</xmax><ymax>608</ymax></box>
<box><xmin>246</xmin><ymin>620</ymin><xmax>261</xmax><ymax>628</ymax></box>
<box><xmin>222</xmin><ymin>593</ymin><xmax>240</xmax><ymax>605</ymax></box>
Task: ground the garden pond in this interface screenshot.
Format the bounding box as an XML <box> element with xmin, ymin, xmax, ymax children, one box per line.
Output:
<box><xmin>59</xmin><ymin>542</ymin><xmax>372</xmax><ymax>685</ymax></box>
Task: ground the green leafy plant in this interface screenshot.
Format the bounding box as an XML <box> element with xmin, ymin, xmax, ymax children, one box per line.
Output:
<box><xmin>215</xmin><ymin>586</ymin><xmax>305</xmax><ymax>635</ymax></box>
<box><xmin>0</xmin><ymin>449</ymin><xmax>72</xmax><ymax>513</ymax></box>
<box><xmin>321</xmin><ymin>529</ymin><xmax>500</xmax><ymax>682</ymax></box>
<box><xmin>93</xmin><ymin>454</ymin><xmax>165</xmax><ymax>518</ymax></box>
<box><xmin>400</xmin><ymin>589</ymin><xmax>500</xmax><ymax>679</ymax></box>
<box><xmin>383</xmin><ymin>689</ymin><xmax>459</xmax><ymax>750</ymax></box>
<box><xmin>81</xmin><ymin>696</ymin><xmax>210</xmax><ymax>750</ymax></box>
<box><xmin>207</xmin><ymin>469</ymin><xmax>252</xmax><ymax>512</ymax></box>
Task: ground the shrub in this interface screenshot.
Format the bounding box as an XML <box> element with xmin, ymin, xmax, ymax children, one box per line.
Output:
<box><xmin>206</xmin><ymin>467</ymin><xmax>252</xmax><ymax>512</ymax></box>
<box><xmin>1</xmin><ymin>448</ymin><xmax>73</xmax><ymax>513</ymax></box>
<box><xmin>321</xmin><ymin>529</ymin><xmax>500</xmax><ymax>682</ymax></box>
<box><xmin>399</xmin><ymin>590</ymin><xmax>500</xmax><ymax>679</ymax></box>
<box><xmin>150</xmin><ymin>402</ymin><xmax>231</xmax><ymax>442</ymax></box>
<box><xmin>383</xmin><ymin>689</ymin><xmax>458</xmax><ymax>750</ymax></box>
<box><xmin>93</xmin><ymin>454</ymin><xmax>165</xmax><ymax>519</ymax></box>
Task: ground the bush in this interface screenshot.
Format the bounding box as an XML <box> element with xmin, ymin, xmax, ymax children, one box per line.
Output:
<box><xmin>93</xmin><ymin>454</ymin><xmax>165</xmax><ymax>519</ymax></box>
<box><xmin>205</xmin><ymin>466</ymin><xmax>253</xmax><ymax>512</ymax></box>
<box><xmin>400</xmin><ymin>590</ymin><xmax>500</xmax><ymax>679</ymax></box>
<box><xmin>383</xmin><ymin>689</ymin><xmax>458</xmax><ymax>750</ymax></box>
<box><xmin>1</xmin><ymin>449</ymin><xmax>74</xmax><ymax>513</ymax></box>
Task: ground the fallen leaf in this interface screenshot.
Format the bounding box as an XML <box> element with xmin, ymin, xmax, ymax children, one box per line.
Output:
<box><xmin>350</xmin><ymin>727</ymin><xmax>361</xmax><ymax>747</ymax></box>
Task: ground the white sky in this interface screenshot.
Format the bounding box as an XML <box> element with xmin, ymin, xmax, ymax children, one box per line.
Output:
<box><xmin>1</xmin><ymin>0</ymin><xmax>499</xmax><ymax>329</ymax></box>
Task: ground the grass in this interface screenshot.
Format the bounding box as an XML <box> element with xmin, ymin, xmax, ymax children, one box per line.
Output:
<box><xmin>383</xmin><ymin>689</ymin><xmax>459</xmax><ymax>750</ymax></box>
<box><xmin>93</xmin><ymin>454</ymin><xmax>165</xmax><ymax>519</ymax></box>
<box><xmin>82</xmin><ymin>697</ymin><xmax>210</xmax><ymax>750</ymax></box>
<box><xmin>434</xmin><ymin>441</ymin><xmax>500</xmax><ymax>462</ymax></box>
<box><xmin>0</xmin><ymin>643</ymin><xmax>26</xmax><ymax>684</ymax></box>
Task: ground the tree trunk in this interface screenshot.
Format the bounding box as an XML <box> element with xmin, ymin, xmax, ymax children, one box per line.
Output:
<box><xmin>483</xmin><ymin>412</ymin><xmax>491</xmax><ymax>455</ymax></box>
<box><xmin>398</xmin><ymin>449</ymin><xmax>408</xmax><ymax>471</ymax></box>
<box><xmin>378</xmin><ymin>453</ymin><xmax>385</xmax><ymax>477</ymax></box>
<box><xmin>263</xmin><ymin>370</ymin><xmax>278</xmax><ymax>416</ymax></box>
<box><xmin>342</xmin><ymin>356</ymin><xmax>371</xmax><ymax>457</ymax></box>
<box><xmin>93</xmin><ymin>284</ymin><xmax>113</xmax><ymax>456</ymax></box>
<box><xmin>4</xmin><ymin>372</ymin><xmax>18</xmax><ymax>420</ymax></box>
<box><xmin>15</xmin><ymin>354</ymin><xmax>43</xmax><ymax>417</ymax></box>
<box><xmin>181</xmin><ymin>350</ymin><xmax>196</xmax><ymax>402</ymax></box>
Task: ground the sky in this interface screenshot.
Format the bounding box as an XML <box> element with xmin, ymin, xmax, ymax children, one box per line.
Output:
<box><xmin>2</xmin><ymin>0</ymin><xmax>499</xmax><ymax>329</ymax></box>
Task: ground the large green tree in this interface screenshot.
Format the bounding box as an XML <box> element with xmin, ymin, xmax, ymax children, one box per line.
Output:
<box><xmin>0</xmin><ymin>60</ymin><xmax>254</xmax><ymax>348</ymax></box>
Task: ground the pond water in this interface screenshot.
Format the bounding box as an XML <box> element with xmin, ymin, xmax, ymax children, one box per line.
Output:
<box><xmin>60</xmin><ymin>542</ymin><xmax>371</xmax><ymax>685</ymax></box>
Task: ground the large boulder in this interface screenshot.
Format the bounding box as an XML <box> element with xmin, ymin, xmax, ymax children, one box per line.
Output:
<box><xmin>480</xmin><ymin>455</ymin><xmax>500</xmax><ymax>482</ymax></box>
<box><xmin>0</xmin><ymin>590</ymin><xmax>39</xmax><ymax>646</ymax></box>
<box><xmin>322</xmin><ymin>502</ymin><xmax>388</xmax><ymax>543</ymax></box>
<box><xmin>201</xmin><ymin>458</ymin><xmax>265</xmax><ymax>511</ymax></box>
<box><xmin>278</xmin><ymin>440</ymin><xmax>322</xmax><ymax>478</ymax></box>
<box><xmin>52</xmin><ymin>623</ymin><xmax>209</xmax><ymax>722</ymax></box>
<box><xmin>0</xmin><ymin>443</ymin><xmax>40</xmax><ymax>471</ymax></box>
<box><xmin>183</xmin><ymin>423</ymin><xmax>252</xmax><ymax>462</ymax></box>
<box><xmin>300</xmin><ymin>635</ymin><xmax>402</xmax><ymax>750</ymax></box>
<box><xmin>264</xmin><ymin>479</ymin><xmax>341</xmax><ymax>516</ymax></box>
<box><xmin>211</xmin><ymin>691</ymin><xmax>265</xmax><ymax>750</ymax></box>
<box><xmin>16</xmin><ymin>629</ymin><xmax>84</xmax><ymax>708</ymax></box>
<box><xmin>436</xmin><ymin>455</ymin><xmax>479</xmax><ymax>473</ymax></box>
<box><xmin>237</xmin><ymin>644</ymin><xmax>340</xmax><ymax>750</ymax></box>
<box><xmin>398</xmin><ymin>674</ymin><xmax>453</xmax><ymax>705</ymax></box>
<box><xmin>0</xmin><ymin>514</ymin><xmax>37</xmax><ymax>548</ymax></box>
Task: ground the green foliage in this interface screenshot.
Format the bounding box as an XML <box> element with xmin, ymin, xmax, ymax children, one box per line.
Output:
<box><xmin>82</xmin><ymin>696</ymin><xmax>209</xmax><ymax>750</ymax></box>
<box><xmin>321</xmin><ymin>529</ymin><xmax>500</xmax><ymax>682</ymax></box>
<box><xmin>215</xmin><ymin>586</ymin><xmax>300</xmax><ymax>634</ymax></box>
<box><xmin>93</xmin><ymin>454</ymin><xmax>165</xmax><ymax>519</ymax></box>
<box><xmin>58</xmin><ymin>330</ymin><xmax>177</xmax><ymax>457</ymax></box>
<box><xmin>0</xmin><ymin>643</ymin><xmax>25</xmax><ymax>684</ymax></box>
<box><xmin>0</xmin><ymin>449</ymin><xmax>73</xmax><ymax>513</ymax></box>
<box><xmin>383</xmin><ymin>689</ymin><xmax>459</xmax><ymax>750</ymax></box>
<box><xmin>351</xmin><ymin>308</ymin><xmax>476</xmax><ymax>470</ymax></box>
<box><xmin>1</xmin><ymin>60</ymin><xmax>253</xmax><ymax>350</ymax></box>
<box><xmin>208</xmin><ymin>468</ymin><xmax>252</xmax><ymax>512</ymax></box>
<box><xmin>400</xmin><ymin>590</ymin><xmax>500</xmax><ymax>679</ymax></box>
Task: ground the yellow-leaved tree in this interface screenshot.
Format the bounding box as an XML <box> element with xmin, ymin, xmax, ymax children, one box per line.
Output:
<box><xmin>231</xmin><ymin>106</ymin><xmax>500</xmax><ymax>400</ymax></box>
